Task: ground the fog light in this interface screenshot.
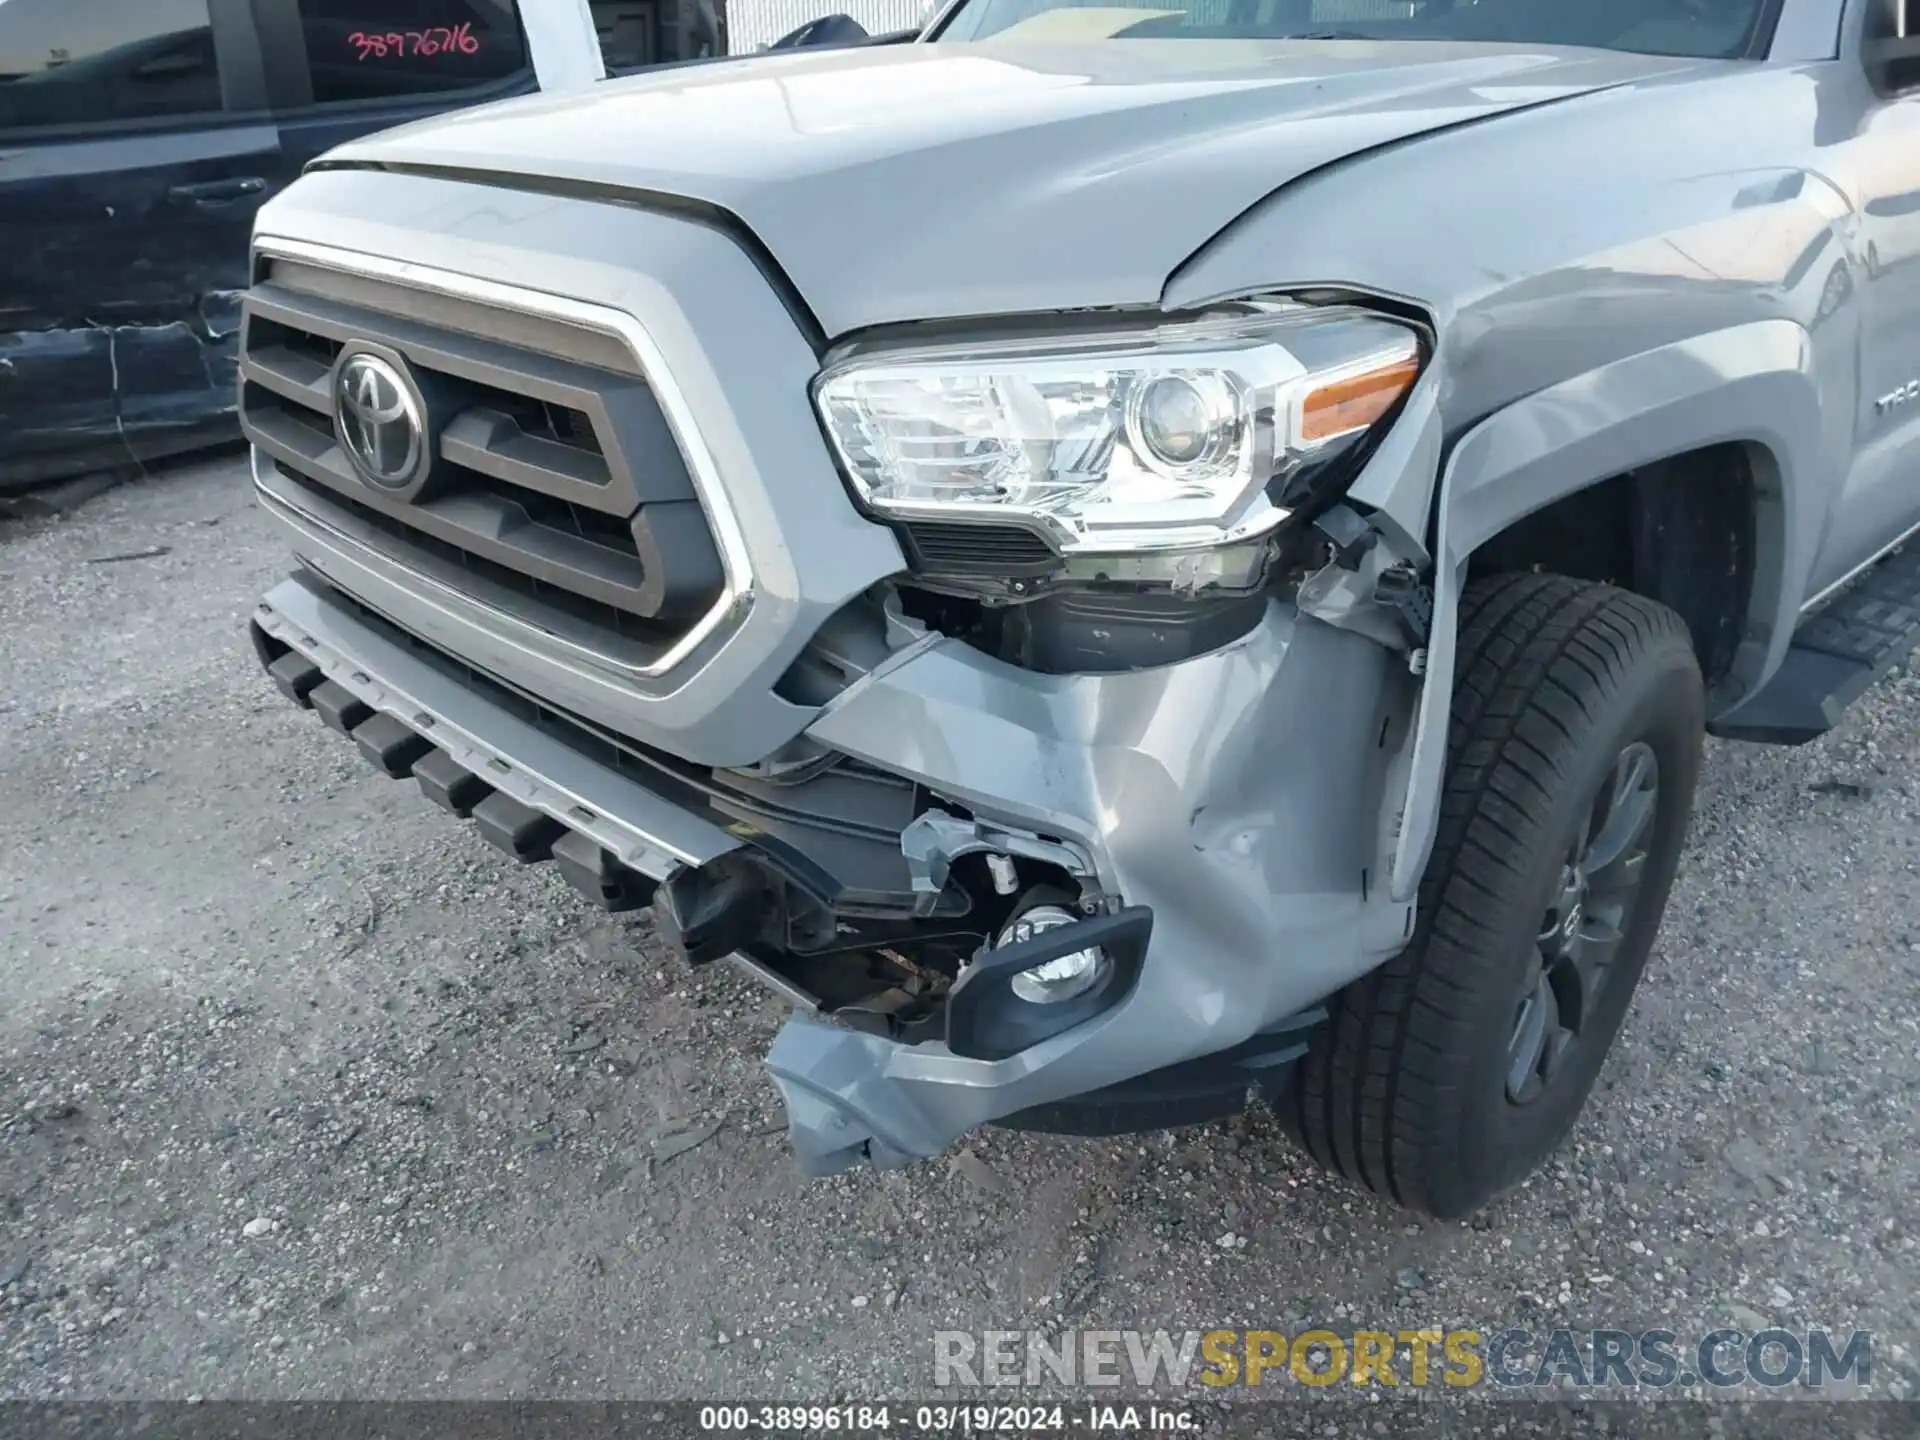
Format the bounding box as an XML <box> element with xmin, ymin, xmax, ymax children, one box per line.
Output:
<box><xmin>946</xmin><ymin>903</ymin><xmax>1153</xmax><ymax>1062</ymax></box>
<box><xmin>999</xmin><ymin>905</ymin><xmax>1109</xmax><ymax>1004</ymax></box>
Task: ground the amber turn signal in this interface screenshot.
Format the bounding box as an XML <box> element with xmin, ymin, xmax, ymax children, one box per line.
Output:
<box><xmin>1299</xmin><ymin>355</ymin><xmax>1421</xmax><ymax>445</ymax></box>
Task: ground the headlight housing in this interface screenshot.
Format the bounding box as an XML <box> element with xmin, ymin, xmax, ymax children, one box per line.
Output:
<box><xmin>813</xmin><ymin>304</ymin><xmax>1422</xmax><ymax>559</ymax></box>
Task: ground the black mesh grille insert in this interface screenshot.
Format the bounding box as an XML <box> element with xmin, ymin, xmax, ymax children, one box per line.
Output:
<box><xmin>899</xmin><ymin>521</ymin><xmax>1061</xmax><ymax>579</ymax></box>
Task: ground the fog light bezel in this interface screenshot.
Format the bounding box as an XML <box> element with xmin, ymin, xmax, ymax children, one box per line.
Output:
<box><xmin>945</xmin><ymin>903</ymin><xmax>1154</xmax><ymax>1062</ymax></box>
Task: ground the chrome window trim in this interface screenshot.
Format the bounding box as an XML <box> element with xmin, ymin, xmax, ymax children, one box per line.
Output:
<box><xmin>249</xmin><ymin>234</ymin><xmax>756</xmax><ymax>683</ymax></box>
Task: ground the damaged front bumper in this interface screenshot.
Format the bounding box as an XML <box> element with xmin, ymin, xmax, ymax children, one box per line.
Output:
<box><xmin>253</xmin><ymin>570</ymin><xmax>1415</xmax><ymax>1176</ymax></box>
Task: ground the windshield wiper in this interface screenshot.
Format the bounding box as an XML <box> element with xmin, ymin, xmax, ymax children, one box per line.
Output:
<box><xmin>1284</xmin><ymin>30</ymin><xmax>1378</xmax><ymax>40</ymax></box>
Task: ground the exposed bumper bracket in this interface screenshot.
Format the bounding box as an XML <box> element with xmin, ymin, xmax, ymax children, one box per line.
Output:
<box><xmin>899</xmin><ymin>810</ymin><xmax>1100</xmax><ymax>916</ymax></box>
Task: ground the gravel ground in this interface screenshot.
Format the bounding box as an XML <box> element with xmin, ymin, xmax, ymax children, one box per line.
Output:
<box><xmin>1</xmin><ymin>456</ymin><xmax>1916</xmax><ymax>1413</ymax></box>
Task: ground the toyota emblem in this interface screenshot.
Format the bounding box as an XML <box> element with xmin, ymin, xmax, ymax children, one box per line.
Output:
<box><xmin>334</xmin><ymin>351</ymin><xmax>424</xmax><ymax>489</ymax></box>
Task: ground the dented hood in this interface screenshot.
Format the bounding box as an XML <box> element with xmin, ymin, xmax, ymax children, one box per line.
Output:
<box><xmin>321</xmin><ymin>41</ymin><xmax>1698</xmax><ymax>336</ymax></box>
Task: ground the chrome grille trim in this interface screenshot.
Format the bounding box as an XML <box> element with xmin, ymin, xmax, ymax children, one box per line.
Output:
<box><xmin>248</xmin><ymin>234</ymin><xmax>755</xmax><ymax>682</ymax></box>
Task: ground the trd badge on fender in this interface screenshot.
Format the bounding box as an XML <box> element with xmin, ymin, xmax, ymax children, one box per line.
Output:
<box><xmin>1875</xmin><ymin>378</ymin><xmax>1920</xmax><ymax>418</ymax></box>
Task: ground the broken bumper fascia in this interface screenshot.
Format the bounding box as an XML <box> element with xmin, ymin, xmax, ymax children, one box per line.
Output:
<box><xmin>253</xmin><ymin>573</ymin><xmax>1415</xmax><ymax>1177</ymax></box>
<box><xmin>769</xmin><ymin>602</ymin><xmax>1416</xmax><ymax>1173</ymax></box>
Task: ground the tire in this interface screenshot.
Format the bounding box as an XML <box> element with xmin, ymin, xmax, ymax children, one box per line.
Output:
<box><xmin>1286</xmin><ymin>573</ymin><xmax>1705</xmax><ymax>1218</ymax></box>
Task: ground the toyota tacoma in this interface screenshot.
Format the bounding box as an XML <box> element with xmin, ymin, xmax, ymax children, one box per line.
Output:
<box><xmin>239</xmin><ymin>0</ymin><xmax>1920</xmax><ymax>1216</ymax></box>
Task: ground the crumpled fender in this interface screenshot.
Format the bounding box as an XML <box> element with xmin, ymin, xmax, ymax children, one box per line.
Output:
<box><xmin>1388</xmin><ymin>320</ymin><xmax>1826</xmax><ymax>900</ymax></box>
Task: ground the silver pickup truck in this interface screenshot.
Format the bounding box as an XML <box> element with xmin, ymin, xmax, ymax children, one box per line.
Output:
<box><xmin>239</xmin><ymin>0</ymin><xmax>1920</xmax><ymax>1217</ymax></box>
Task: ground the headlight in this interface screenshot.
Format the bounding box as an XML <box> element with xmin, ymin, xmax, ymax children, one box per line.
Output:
<box><xmin>813</xmin><ymin>305</ymin><xmax>1421</xmax><ymax>556</ymax></box>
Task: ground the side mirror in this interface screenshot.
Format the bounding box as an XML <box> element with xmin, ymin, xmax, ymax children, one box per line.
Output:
<box><xmin>1866</xmin><ymin>0</ymin><xmax>1920</xmax><ymax>94</ymax></box>
<box><xmin>768</xmin><ymin>13</ymin><xmax>871</xmax><ymax>49</ymax></box>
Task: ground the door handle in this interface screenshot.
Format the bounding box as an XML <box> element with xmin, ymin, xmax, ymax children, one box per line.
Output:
<box><xmin>166</xmin><ymin>176</ymin><xmax>267</xmax><ymax>205</ymax></box>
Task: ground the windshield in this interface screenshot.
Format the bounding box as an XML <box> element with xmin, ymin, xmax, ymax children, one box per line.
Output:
<box><xmin>933</xmin><ymin>0</ymin><xmax>1774</xmax><ymax>60</ymax></box>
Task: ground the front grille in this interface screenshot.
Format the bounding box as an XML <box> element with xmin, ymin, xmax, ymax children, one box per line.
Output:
<box><xmin>239</xmin><ymin>257</ymin><xmax>724</xmax><ymax>665</ymax></box>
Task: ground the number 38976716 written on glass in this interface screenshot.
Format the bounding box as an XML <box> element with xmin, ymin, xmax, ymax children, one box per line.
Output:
<box><xmin>347</xmin><ymin>24</ymin><xmax>481</xmax><ymax>60</ymax></box>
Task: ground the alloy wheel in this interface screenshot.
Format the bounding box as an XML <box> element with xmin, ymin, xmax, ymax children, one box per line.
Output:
<box><xmin>1506</xmin><ymin>740</ymin><xmax>1661</xmax><ymax>1106</ymax></box>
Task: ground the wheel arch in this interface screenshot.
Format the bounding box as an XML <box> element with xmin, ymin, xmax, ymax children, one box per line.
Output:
<box><xmin>1387</xmin><ymin>318</ymin><xmax>1826</xmax><ymax>900</ymax></box>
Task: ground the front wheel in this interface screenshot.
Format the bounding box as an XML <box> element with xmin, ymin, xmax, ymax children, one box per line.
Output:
<box><xmin>1286</xmin><ymin>573</ymin><xmax>1705</xmax><ymax>1218</ymax></box>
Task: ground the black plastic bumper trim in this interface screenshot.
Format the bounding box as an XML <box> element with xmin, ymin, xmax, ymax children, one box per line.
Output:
<box><xmin>267</xmin><ymin>651</ymin><xmax>324</xmax><ymax>708</ymax></box>
<box><xmin>654</xmin><ymin>855</ymin><xmax>769</xmax><ymax>966</ymax></box>
<box><xmin>995</xmin><ymin>1007</ymin><xmax>1327</xmax><ymax>1137</ymax></box>
<box><xmin>263</xmin><ymin>625</ymin><xmax>659</xmax><ymax>909</ymax></box>
<box><xmin>551</xmin><ymin>829</ymin><xmax>658</xmax><ymax>913</ymax></box>
<box><xmin>471</xmin><ymin>790</ymin><xmax>565</xmax><ymax>863</ymax></box>
<box><xmin>352</xmin><ymin>711</ymin><xmax>434</xmax><ymax>778</ymax></box>
<box><xmin>309</xmin><ymin>680</ymin><xmax>371</xmax><ymax>735</ymax></box>
<box><xmin>410</xmin><ymin>747</ymin><xmax>494</xmax><ymax>817</ymax></box>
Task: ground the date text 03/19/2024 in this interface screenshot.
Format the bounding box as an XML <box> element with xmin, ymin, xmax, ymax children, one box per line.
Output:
<box><xmin>697</xmin><ymin>1404</ymin><xmax>1198</xmax><ymax>1433</ymax></box>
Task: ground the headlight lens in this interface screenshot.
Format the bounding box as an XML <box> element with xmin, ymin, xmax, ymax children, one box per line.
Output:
<box><xmin>813</xmin><ymin>306</ymin><xmax>1421</xmax><ymax>555</ymax></box>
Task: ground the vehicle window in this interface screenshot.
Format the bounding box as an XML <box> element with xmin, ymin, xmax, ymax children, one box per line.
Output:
<box><xmin>593</xmin><ymin>1</ymin><xmax>665</xmax><ymax>68</ymax></box>
<box><xmin>590</xmin><ymin>0</ymin><xmax>721</xmax><ymax>70</ymax></box>
<box><xmin>935</xmin><ymin>0</ymin><xmax>1772</xmax><ymax>61</ymax></box>
<box><xmin>1879</xmin><ymin>0</ymin><xmax>1920</xmax><ymax>92</ymax></box>
<box><xmin>0</xmin><ymin>0</ymin><xmax>223</xmax><ymax>131</ymax></box>
<box><xmin>295</xmin><ymin>0</ymin><xmax>529</xmax><ymax>104</ymax></box>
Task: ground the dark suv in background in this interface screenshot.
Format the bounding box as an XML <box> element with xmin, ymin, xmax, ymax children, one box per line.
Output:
<box><xmin>0</xmin><ymin>0</ymin><xmax>716</xmax><ymax>493</ymax></box>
